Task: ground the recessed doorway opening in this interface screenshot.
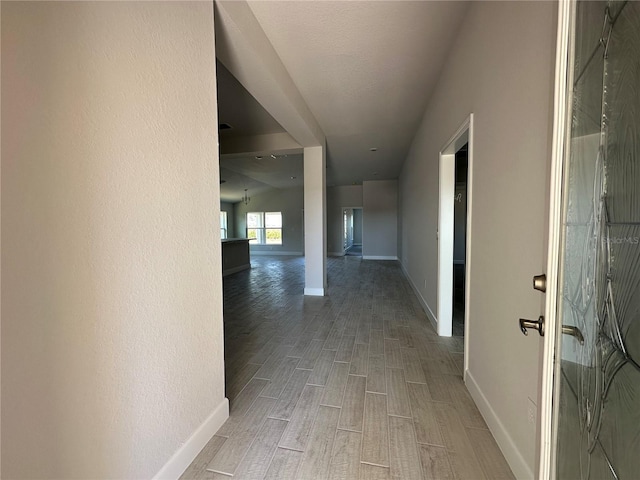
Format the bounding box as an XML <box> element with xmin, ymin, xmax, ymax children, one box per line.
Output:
<box><xmin>453</xmin><ymin>145</ymin><xmax>468</xmax><ymax>337</ymax></box>
<box><xmin>342</xmin><ymin>207</ymin><xmax>363</xmax><ymax>257</ymax></box>
<box><xmin>438</xmin><ymin>114</ymin><xmax>473</xmax><ymax>376</ymax></box>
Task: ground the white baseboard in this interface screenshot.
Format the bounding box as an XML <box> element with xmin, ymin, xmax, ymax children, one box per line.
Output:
<box><xmin>304</xmin><ymin>287</ymin><xmax>325</xmax><ymax>296</ymax></box>
<box><xmin>465</xmin><ymin>371</ymin><xmax>533</xmax><ymax>480</ymax></box>
<box><xmin>250</xmin><ymin>251</ymin><xmax>303</xmax><ymax>256</ymax></box>
<box><xmin>362</xmin><ymin>255</ymin><xmax>398</xmax><ymax>261</ymax></box>
<box><xmin>222</xmin><ymin>264</ymin><xmax>250</xmax><ymax>276</ymax></box>
<box><xmin>399</xmin><ymin>262</ymin><xmax>438</xmax><ymax>331</ymax></box>
<box><xmin>153</xmin><ymin>397</ymin><xmax>229</xmax><ymax>480</ymax></box>
<box><xmin>328</xmin><ymin>252</ymin><xmax>345</xmax><ymax>257</ymax></box>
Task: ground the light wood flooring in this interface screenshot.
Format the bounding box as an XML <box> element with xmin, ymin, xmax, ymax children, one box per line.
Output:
<box><xmin>181</xmin><ymin>256</ymin><xmax>514</xmax><ymax>480</ymax></box>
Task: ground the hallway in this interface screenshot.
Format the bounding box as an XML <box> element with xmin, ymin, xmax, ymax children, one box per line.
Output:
<box><xmin>181</xmin><ymin>256</ymin><xmax>514</xmax><ymax>480</ymax></box>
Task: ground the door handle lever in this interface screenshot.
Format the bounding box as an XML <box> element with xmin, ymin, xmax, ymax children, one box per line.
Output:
<box><xmin>519</xmin><ymin>316</ymin><xmax>545</xmax><ymax>337</ymax></box>
<box><xmin>562</xmin><ymin>325</ymin><xmax>584</xmax><ymax>344</ymax></box>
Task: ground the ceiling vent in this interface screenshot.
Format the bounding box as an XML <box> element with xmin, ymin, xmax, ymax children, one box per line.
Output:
<box><xmin>218</xmin><ymin>123</ymin><xmax>232</xmax><ymax>130</ymax></box>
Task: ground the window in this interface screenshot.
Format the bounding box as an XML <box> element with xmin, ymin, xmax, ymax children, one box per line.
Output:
<box><xmin>220</xmin><ymin>211</ymin><xmax>228</xmax><ymax>239</ymax></box>
<box><xmin>247</xmin><ymin>212</ymin><xmax>282</xmax><ymax>245</ymax></box>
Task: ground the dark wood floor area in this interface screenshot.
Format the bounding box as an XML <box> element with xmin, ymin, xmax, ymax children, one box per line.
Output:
<box><xmin>181</xmin><ymin>255</ymin><xmax>513</xmax><ymax>480</ymax></box>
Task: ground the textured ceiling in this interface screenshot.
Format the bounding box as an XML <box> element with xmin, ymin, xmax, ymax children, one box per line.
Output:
<box><xmin>216</xmin><ymin>0</ymin><xmax>470</xmax><ymax>197</ymax></box>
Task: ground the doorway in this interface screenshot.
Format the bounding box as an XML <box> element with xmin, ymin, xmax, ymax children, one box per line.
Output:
<box><xmin>437</xmin><ymin>115</ymin><xmax>473</xmax><ymax>356</ymax></box>
<box><xmin>342</xmin><ymin>207</ymin><xmax>363</xmax><ymax>256</ymax></box>
<box><xmin>453</xmin><ymin>145</ymin><xmax>468</xmax><ymax>337</ymax></box>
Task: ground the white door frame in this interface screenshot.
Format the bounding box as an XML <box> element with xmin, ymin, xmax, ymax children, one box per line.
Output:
<box><xmin>538</xmin><ymin>1</ymin><xmax>574</xmax><ymax>478</ymax></box>
<box><xmin>437</xmin><ymin>114</ymin><xmax>473</xmax><ymax>346</ymax></box>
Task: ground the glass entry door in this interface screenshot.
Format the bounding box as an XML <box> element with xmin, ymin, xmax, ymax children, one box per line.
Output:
<box><xmin>553</xmin><ymin>1</ymin><xmax>640</xmax><ymax>478</ymax></box>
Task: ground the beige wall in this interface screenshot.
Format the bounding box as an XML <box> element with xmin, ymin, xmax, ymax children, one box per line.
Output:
<box><xmin>1</xmin><ymin>2</ymin><xmax>225</xmax><ymax>478</ymax></box>
<box><xmin>363</xmin><ymin>180</ymin><xmax>398</xmax><ymax>259</ymax></box>
<box><xmin>399</xmin><ymin>1</ymin><xmax>556</xmax><ymax>477</ymax></box>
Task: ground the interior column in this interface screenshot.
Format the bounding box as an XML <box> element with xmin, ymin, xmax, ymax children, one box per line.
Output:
<box><xmin>303</xmin><ymin>145</ymin><xmax>327</xmax><ymax>295</ymax></box>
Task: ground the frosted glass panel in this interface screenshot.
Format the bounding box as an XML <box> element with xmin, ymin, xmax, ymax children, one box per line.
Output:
<box><xmin>555</xmin><ymin>1</ymin><xmax>640</xmax><ymax>478</ymax></box>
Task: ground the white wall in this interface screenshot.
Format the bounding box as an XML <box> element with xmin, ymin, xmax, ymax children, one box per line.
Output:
<box><xmin>1</xmin><ymin>3</ymin><xmax>226</xmax><ymax>478</ymax></box>
<box><xmin>235</xmin><ymin>187</ymin><xmax>304</xmax><ymax>255</ymax></box>
<box><xmin>303</xmin><ymin>145</ymin><xmax>327</xmax><ymax>294</ymax></box>
<box><xmin>363</xmin><ymin>180</ymin><xmax>398</xmax><ymax>260</ymax></box>
<box><xmin>326</xmin><ymin>185</ymin><xmax>363</xmax><ymax>255</ymax></box>
<box><xmin>399</xmin><ymin>2</ymin><xmax>556</xmax><ymax>477</ymax></box>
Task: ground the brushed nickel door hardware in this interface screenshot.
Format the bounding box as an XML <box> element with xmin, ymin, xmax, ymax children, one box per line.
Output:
<box><xmin>561</xmin><ymin>325</ymin><xmax>584</xmax><ymax>344</ymax></box>
<box><xmin>520</xmin><ymin>316</ymin><xmax>545</xmax><ymax>337</ymax></box>
<box><xmin>533</xmin><ymin>274</ymin><xmax>547</xmax><ymax>293</ymax></box>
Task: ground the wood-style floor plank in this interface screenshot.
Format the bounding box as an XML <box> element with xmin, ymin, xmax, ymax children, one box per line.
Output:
<box><xmin>232</xmin><ymin>418</ymin><xmax>288</xmax><ymax>479</ymax></box>
<box><xmin>349</xmin><ymin>343</ymin><xmax>369</xmax><ymax>376</ymax></box>
<box><xmin>355</xmin><ymin>320</ymin><xmax>371</xmax><ymax>345</ymax></box>
<box><xmin>225</xmin><ymin>362</ymin><xmax>262</xmax><ymax>403</ymax></box>
<box><xmin>384</xmin><ymin>339</ymin><xmax>403</xmax><ymax>369</ymax></box>
<box><xmin>298</xmin><ymin>339</ymin><xmax>325</xmax><ymax>370</ymax></box>
<box><xmin>179</xmin><ymin>435</ymin><xmax>226</xmax><ymax>480</ymax></box>
<box><xmin>406</xmin><ymin>382</ymin><xmax>444</xmax><ymax>446</ymax></box>
<box><xmin>254</xmin><ymin>344</ymin><xmax>294</xmax><ymax>380</ymax></box>
<box><xmin>466</xmin><ymin>427</ymin><xmax>515</xmax><ymax>479</ymax></box>
<box><xmin>361</xmin><ymin>393</ymin><xmax>390</xmax><ymax>467</ymax></box>
<box><xmin>338</xmin><ymin>375</ymin><xmax>366</xmax><ymax>432</ymax></box>
<box><xmin>308</xmin><ymin>349</ymin><xmax>338</xmax><ymax>386</ymax></box>
<box><xmin>321</xmin><ymin>362</ymin><xmax>350</xmax><ymax>407</ymax></box>
<box><xmin>401</xmin><ymin>347</ymin><xmax>427</xmax><ymax>384</ymax></box>
<box><xmin>369</xmin><ymin>328</ymin><xmax>385</xmax><ymax>356</ymax></box>
<box><xmin>366</xmin><ymin>354</ymin><xmax>386</xmax><ymax>394</ymax></box>
<box><xmin>328</xmin><ymin>430</ymin><xmax>362</xmax><ymax>480</ymax></box>
<box><xmin>264</xmin><ymin>448</ymin><xmax>303</xmax><ymax>480</ymax></box>
<box><xmin>359</xmin><ymin>463</ymin><xmax>391</xmax><ymax>480</ymax></box>
<box><xmin>386</xmin><ymin>368</ymin><xmax>411</xmax><ymax>418</ymax></box>
<box><xmin>451</xmin><ymin>352</ymin><xmax>464</xmax><ymax>375</ymax></box>
<box><xmin>278</xmin><ymin>384</ymin><xmax>324</xmax><ymax>451</ymax></box>
<box><xmin>335</xmin><ymin>335</ymin><xmax>356</xmax><ymax>363</ymax></box>
<box><xmin>323</xmin><ymin>325</ymin><xmax>344</xmax><ymax>350</ymax></box>
<box><xmin>433</xmin><ymin>402</ymin><xmax>486</xmax><ymax>480</ymax></box>
<box><xmin>440</xmin><ymin>374</ymin><xmax>487</xmax><ymax>429</ymax></box>
<box><xmin>388</xmin><ymin>415</ymin><xmax>422</xmax><ymax>480</ymax></box>
<box><xmin>269</xmin><ymin>368</ymin><xmax>312</xmax><ymax>421</ymax></box>
<box><xmin>420</xmin><ymin>343</ymin><xmax>459</xmax><ymax>376</ymax></box>
<box><xmin>261</xmin><ymin>356</ymin><xmax>301</xmax><ymax>399</ymax></box>
<box><xmin>206</xmin><ymin>396</ymin><xmax>276</xmax><ymax>476</ymax></box>
<box><xmin>297</xmin><ymin>406</ymin><xmax>342</xmax><ymax>480</ymax></box>
<box><xmin>228</xmin><ymin>378</ymin><xmax>269</xmax><ymax>417</ymax></box>
<box><xmin>418</xmin><ymin>444</ymin><xmax>454</xmax><ymax>480</ymax></box>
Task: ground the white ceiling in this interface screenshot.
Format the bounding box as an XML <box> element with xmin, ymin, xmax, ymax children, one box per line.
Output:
<box><xmin>216</xmin><ymin>1</ymin><xmax>470</xmax><ymax>201</ymax></box>
<box><xmin>220</xmin><ymin>153</ymin><xmax>303</xmax><ymax>203</ymax></box>
<box><xmin>217</xmin><ymin>61</ymin><xmax>285</xmax><ymax>139</ymax></box>
<box><xmin>217</xmin><ymin>61</ymin><xmax>303</xmax><ymax>203</ymax></box>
